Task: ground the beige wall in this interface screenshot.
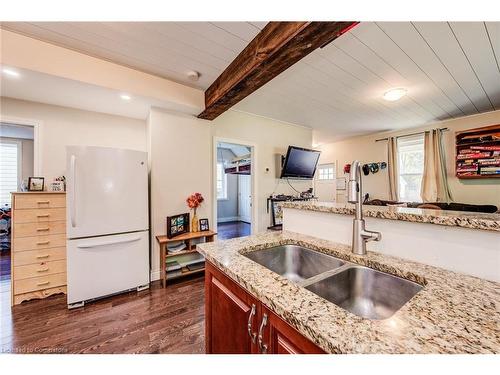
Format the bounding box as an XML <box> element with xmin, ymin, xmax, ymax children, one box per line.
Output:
<box><xmin>1</xmin><ymin>97</ymin><xmax>147</xmax><ymax>182</ymax></box>
<box><xmin>148</xmin><ymin>108</ymin><xmax>212</xmax><ymax>278</ymax></box>
<box><xmin>317</xmin><ymin>110</ymin><xmax>500</xmax><ymax>207</ymax></box>
<box><xmin>213</xmin><ymin>110</ymin><xmax>313</xmax><ymax>232</ymax></box>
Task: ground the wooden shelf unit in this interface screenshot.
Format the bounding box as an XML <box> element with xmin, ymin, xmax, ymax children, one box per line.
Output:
<box><xmin>455</xmin><ymin>124</ymin><xmax>500</xmax><ymax>179</ymax></box>
<box><xmin>156</xmin><ymin>230</ymin><xmax>216</xmax><ymax>287</ymax></box>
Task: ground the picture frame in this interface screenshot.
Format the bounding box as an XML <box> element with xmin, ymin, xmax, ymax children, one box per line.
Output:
<box><xmin>50</xmin><ymin>181</ymin><xmax>65</xmax><ymax>192</ymax></box>
<box><xmin>271</xmin><ymin>201</ymin><xmax>283</xmax><ymax>226</ymax></box>
<box><xmin>199</xmin><ymin>218</ymin><xmax>209</xmax><ymax>231</ymax></box>
<box><xmin>28</xmin><ymin>177</ymin><xmax>45</xmax><ymax>192</ymax></box>
<box><xmin>166</xmin><ymin>213</ymin><xmax>190</xmax><ymax>239</ymax></box>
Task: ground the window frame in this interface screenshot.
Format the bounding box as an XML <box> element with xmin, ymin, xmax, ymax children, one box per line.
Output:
<box><xmin>317</xmin><ymin>163</ymin><xmax>336</xmax><ymax>182</ymax></box>
<box><xmin>397</xmin><ymin>134</ymin><xmax>425</xmax><ymax>203</ymax></box>
<box><xmin>216</xmin><ymin>162</ymin><xmax>228</xmax><ymax>201</ymax></box>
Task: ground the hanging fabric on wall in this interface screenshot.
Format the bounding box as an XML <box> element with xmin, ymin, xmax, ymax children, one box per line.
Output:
<box><xmin>420</xmin><ymin>129</ymin><xmax>453</xmax><ymax>203</ymax></box>
<box><xmin>387</xmin><ymin>137</ymin><xmax>399</xmax><ymax>201</ymax></box>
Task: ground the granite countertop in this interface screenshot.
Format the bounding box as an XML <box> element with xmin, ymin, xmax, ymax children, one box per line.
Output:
<box><xmin>197</xmin><ymin>231</ymin><xmax>500</xmax><ymax>354</ymax></box>
<box><xmin>281</xmin><ymin>201</ymin><xmax>500</xmax><ymax>232</ymax></box>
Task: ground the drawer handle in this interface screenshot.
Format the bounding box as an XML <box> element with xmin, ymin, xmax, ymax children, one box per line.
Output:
<box><xmin>36</xmin><ymin>241</ymin><xmax>50</xmax><ymax>245</ymax></box>
<box><xmin>36</xmin><ymin>254</ymin><xmax>50</xmax><ymax>259</ymax></box>
<box><xmin>37</xmin><ymin>201</ymin><xmax>50</xmax><ymax>204</ymax></box>
<box><xmin>37</xmin><ymin>281</ymin><xmax>50</xmax><ymax>286</ymax></box>
<box><xmin>37</xmin><ymin>227</ymin><xmax>50</xmax><ymax>232</ymax></box>
<box><xmin>37</xmin><ymin>268</ymin><xmax>49</xmax><ymax>273</ymax></box>
<box><xmin>37</xmin><ymin>214</ymin><xmax>50</xmax><ymax>218</ymax></box>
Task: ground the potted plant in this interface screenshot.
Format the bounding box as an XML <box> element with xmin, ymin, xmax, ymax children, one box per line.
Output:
<box><xmin>186</xmin><ymin>193</ymin><xmax>204</xmax><ymax>232</ymax></box>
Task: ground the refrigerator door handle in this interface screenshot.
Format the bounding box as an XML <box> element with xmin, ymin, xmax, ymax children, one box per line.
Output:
<box><xmin>76</xmin><ymin>236</ymin><xmax>141</xmax><ymax>249</ymax></box>
<box><xmin>70</xmin><ymin>154</ymin><xmax>77</xmax><ymax>228</ymax></box>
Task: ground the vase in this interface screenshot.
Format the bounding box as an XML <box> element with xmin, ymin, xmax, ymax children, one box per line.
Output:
<box><xmin>191</xmin><ymin>209</ymin><xmax>199</xmax><ymax>232</ymax></box>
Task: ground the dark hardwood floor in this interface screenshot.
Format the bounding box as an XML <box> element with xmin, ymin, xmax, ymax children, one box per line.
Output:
<box><xmin>217</xmin><ymin>221</ymin><xmax>251</xmax><ymax>240</ymax></box>
<box><xmin>0</xmin><ymin>275</ymin><xmax>205</xmax><ymax>354</ymax></box>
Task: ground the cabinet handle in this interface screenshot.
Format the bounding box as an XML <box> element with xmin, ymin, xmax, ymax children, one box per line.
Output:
<box><xmin>36</xmin><ymin>254</ymin><xmax>50</xmax><ymax>259</ymax></box>
<box><xmin>247</xmin><ymin>304</ymin><xmax>257</xmax><ymax>344</ymax></box>
<box><xmin>37</xmin><ymin>268</ymin><xmax>49</xmax><ymax>273</ymax></box>
<box><xmin>36</xmin><ymin>241</ymin><xmax>50</xmax><ymax>245</ymax></box>
<box><xmin>37</xmin><ymin>214</ymin><xmax>50</xmax><ymax>218</ymax></box>
<box><xmin>37</xmin><ymin>227</ymin><xmax>50</xmax><ymax>232</ymax></box>
<box><xmin>37</xmin><ymin>201</ymin><xmax>50</xmax><ymax>204</ymax></box>
<box><xmin>258</xmin><ymin>313</ymin><xmax>268</xmax><ymax>354</ymax></box>
<box><xmin>37</xmin><ymin>281</ymin><xmax>50</xmax><ymax>286</ymax></box>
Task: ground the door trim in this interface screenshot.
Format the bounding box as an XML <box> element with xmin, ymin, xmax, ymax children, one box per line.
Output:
<box><xmin>213</xmin><ymin>136</ymin><xmax>258</xmax><ymax>235</ymax></box>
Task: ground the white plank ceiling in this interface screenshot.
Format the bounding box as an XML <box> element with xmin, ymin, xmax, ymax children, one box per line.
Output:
<box><xmin>235</xmin><ymin>22</ymin><xmax>500</xmax><ymax>142</ymax></box>
<box><xmin>0</xmin><ymin>21</ymin><xmax>266</xmax><ymax>89</ymax></box>
<box><xmin>1</xmin><ymin>21</ymin><xmax>499</xmax><ymax>143</ymax></box>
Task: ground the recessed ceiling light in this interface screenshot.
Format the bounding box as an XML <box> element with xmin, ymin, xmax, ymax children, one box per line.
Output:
<box><xmin>2</xmin><ymin>68</ymin><xmax>20</xmax><ymax>78</ymax></box>
<box><xmin>383</xmin><ymin>88</ymin><xmax>407</xmax><ymax>101</ymax></box>
<box><xmin>120</xmin><ymin>94</ymin><xmax>131</xmax><ymax>101</ymax></box>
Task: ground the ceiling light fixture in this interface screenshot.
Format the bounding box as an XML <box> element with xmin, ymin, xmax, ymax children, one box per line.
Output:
<box><xmin>383</xmin><ymin>88</ymin><xmax>407</xmax><ymax>102</ymax></box>
<box><xmin>120</xmin><ymin>94</ymin><xmax>131</xmax><ymax>101</ymax></box>
<box><xmin>2</xmin><ymin>68</ymin><xmax>20</xmax><ymax>78</ymax></box>
<box><xmin>187</xmin><ymin>71</ymin><xmax>200</xmax><ymax>82</ymax></box>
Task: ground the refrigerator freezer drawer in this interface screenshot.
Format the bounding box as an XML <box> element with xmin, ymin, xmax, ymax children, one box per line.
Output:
<box><xmin>67</xmin><ymin>231</ymin><xmax>149</xmax><ymax>304</ymax></box>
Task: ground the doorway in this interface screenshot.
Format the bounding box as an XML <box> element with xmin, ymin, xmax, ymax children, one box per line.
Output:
<box><xmin>0</xmin><ymin>122</ymin><xmax>36</xmax><ymax>300</ymax></box>
<box><xmin>215</xmin><ymin>140</ymin><xmax>255</xmax><ymax>240</ymax></box>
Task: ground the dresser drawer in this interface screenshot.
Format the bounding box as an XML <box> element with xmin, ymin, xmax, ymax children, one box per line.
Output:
<box><xmin>13</xmin><ymin>260</ymin><xmax>67</xmax><ymax>281</ymax></box>
<box><xmin>14</xmin><ymin>194</ymin><xmax>66</xmax><ymax>210</ymax></box>
<box><xmin>13</xmin><ymin>221</ymin><xmax>66</xmax><ymax>238</ymax></box>
<box><xmin>13</xmin><ymin>234</ymin><xmax>66</xmax><ymax>252</ymax></box>
<box><xmin>13</xmin><ymin>247</ymin><xmax>66</xmax><ymax>266</ymax></box>
<box><xmin>14</xmin><ymin>272</ymin><xmax>66</xmax><ymax>295</ymax></box>
<box><xmin>13</xmin><ymin>208</ymin><xmax>66</xmax><ymax>224</ymax></box>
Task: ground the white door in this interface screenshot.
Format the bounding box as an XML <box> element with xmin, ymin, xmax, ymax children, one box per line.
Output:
<box><xmin>315</xmin><ymin>163</ymin><xmax>337</xmax><ymax>202</ymax></box>
<box><xmin>66</xmin><ymin>146</ymin><xmax>148</xmax><ymax>239</ymax></box>
<box><xmin>67</xmin><ymin>231</ymin><xmax>149</xmax><ymax>304</ymax></box>
<box><xmin>238</xmin><ymin>174</ymin><xmax>251</xmax><ymax>223</ymax></box>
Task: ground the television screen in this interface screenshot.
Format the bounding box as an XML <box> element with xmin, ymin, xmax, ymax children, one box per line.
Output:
<box><xmin>280</xmin><ymin>146</ymin><xmax>321</xmax><ymax>179</ymax></box>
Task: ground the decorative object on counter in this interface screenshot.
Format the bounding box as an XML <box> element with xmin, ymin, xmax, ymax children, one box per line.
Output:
<box><xmin>299</xmin><ymin>188</ymin><xmax>314</xmax><ymax>199</ymax></box>
<box><xmin>20</xmin><ymin>179</ymin><xmax>28</xmax><ymax>192</ymax></box>
<box><xmin>27</xmin><ymin>177</ymin><xmax>44</xmax><ymax>191</ymax></box>
<box><xmin>50</xmin><ymin>176</ymin><xmax>66</xmax><ymax>192</ymax></box>
<box><xmin>166</xmin><ymin>213</ymin><xmax>189</xmax><ymax>239</ymax></box>
<box><xmin>186</xmin><ymin>192</ymin><xmax>204</xmax><ymax>232</ymax></box>
<box><xmin>455</xmin><ymin>124</ymin><xmax>500</xmax><ymax>179</ymax></box>
<box><xmin>199</xmin><ymin>218</ymin><xmax>210</xmax><ymax>231</ymax></box>
<box><xmin>267</xmin><ymin>194</ymin><xmax>317</xmax><ymax>229</ymax></box>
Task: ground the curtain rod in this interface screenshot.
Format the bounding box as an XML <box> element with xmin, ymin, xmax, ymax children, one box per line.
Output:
<box><xmin>375</xmin><ymin>127</ymin><xmax>449</xmax><ymax>142</ymax></box>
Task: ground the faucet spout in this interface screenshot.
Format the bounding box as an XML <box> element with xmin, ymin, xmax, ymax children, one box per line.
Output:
<box><xmin>348</xmin><ymin>160</ymin><xmax>381</xmax><ymax>255</ymax></box>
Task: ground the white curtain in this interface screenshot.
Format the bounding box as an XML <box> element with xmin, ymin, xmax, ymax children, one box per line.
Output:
<box><xmin>387</xmin><ymin>137</ymin><xmax>399</xmax><ymax>201</ymax></box>
<box><xmin>420</xmin><ymin>129</ymin><xmax>453</xmax><ymax>203</ymax></box>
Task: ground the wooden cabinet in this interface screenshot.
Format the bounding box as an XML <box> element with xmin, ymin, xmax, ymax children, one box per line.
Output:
<box><xmin>205</xmin><ymin>261</ymin><xmax>325</xmax><ymax>354</ymax></box>
<box><xmin>11</xmin><ymin>192</ymin><xmax>67</xmax><ymax>305</ymax></box>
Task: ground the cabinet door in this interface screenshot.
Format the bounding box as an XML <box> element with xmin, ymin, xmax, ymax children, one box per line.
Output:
<box><xmin>260</xmin><ymin>305</ymin><xmax>325</xmax><ymax>354</ymax></box>
<box><xmin>205</xmin><ymin>262</ymin><xmax>259</xmax><ymax>354</ymax></box>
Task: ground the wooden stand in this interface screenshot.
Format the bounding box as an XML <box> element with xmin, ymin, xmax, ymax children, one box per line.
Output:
<box><xmin>156</xmin><ymin>230</ymin><xmax>216</xmax><ymax>288</ymax></box>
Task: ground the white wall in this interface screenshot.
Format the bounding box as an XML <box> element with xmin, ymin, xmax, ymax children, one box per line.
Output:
<box><xmin>213</xmin><ymin>111</ymin><xmax>314</xmax><ymax>232</ymax></box>
<box><xmin>148</xmin><ymin>108</ymin><xmax>212</xmax><ymax>279</ymax></box>
<box><xmin>317</xmin><ymin>110</ymin><xmax>500</xmax><ymax>207</ymax></box>
<box><xmin>0</xmin><ymin>97</ymin><xmax>147</xmax><ymax>182</ymax></box>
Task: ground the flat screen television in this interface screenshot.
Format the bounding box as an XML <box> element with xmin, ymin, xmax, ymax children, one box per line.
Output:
<box><xmin>280</xmin><ymin>146</ymin><xmax>321</xmax><ymax>179</ymax></box>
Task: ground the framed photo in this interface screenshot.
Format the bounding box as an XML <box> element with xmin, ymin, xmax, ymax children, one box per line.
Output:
<box><xmin>50</xmin><ymin>181</ymin><xmax>65</xmax><ymax>192</ymax></box>
<box><xmin>166</xmin><ymin>213</ymin><xmax>190</xmax><ymax>239</ymax></box>
<box><xmin>28</xmin><ymin>177</ymin><xmax>45</xmax><ymax>192</ymax></box>
<box><xmin>271</xmin><ymin>201</ymin><xmax>283</xmax><ymax>226</ymax></box>
<box><xmin>199</xmin><ymin>218</ymin><xmax>209</xmax><ymax>231</ymax></box>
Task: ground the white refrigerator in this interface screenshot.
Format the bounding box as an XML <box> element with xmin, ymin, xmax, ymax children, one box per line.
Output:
<box><xmin>66</xmin><ymin>146</ymin><xmax>149</xmax><ymax>308</ymax></box>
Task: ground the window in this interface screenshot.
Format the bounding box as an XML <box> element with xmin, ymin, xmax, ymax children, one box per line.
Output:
<box><xmin>216</xmin><ymin>162</ymin><xmax>227</xmax><ymax>200</ymax></box>
<box><xmin>397</xmin><ymin>134</ymin><xmax>424</xmax><ymax>202</ymax></box>
<box><xmin>317</xmin><ymin>164</ymin><xmax>335</xmax><ymax>181</ymax></box>
<box><xmin>0</xmin><ymin>140</ymin><xmax>21</xmax><ymax>207</ymax></box>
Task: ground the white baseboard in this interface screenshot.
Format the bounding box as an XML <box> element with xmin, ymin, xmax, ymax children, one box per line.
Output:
<box><xmin>217</xmin><ymin>216</ymin><xmax>241</xmax><ymax>223</ymax></box>
<box><xmin>150</xmin><ymin>269</ymin><xmax>161</xmax><ymax>281</ymax></box>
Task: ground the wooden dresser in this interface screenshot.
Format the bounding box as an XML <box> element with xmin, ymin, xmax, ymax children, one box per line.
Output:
<box><xmin>11</xmin><ymin>192</ymin><xmax>67</xmax><ymax>305</ymax></box>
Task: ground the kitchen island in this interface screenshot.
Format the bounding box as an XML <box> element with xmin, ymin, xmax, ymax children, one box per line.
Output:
<box><xmin>197</xmin><ymin>231</ymin><xmax>500</xmax><ymax>354</ymax></box>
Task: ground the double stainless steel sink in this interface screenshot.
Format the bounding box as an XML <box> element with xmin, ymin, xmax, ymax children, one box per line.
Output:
<box><xmin>243</xmin><ymin>244</ymin><xmax>423</xmax><ymax>320</ymax></box>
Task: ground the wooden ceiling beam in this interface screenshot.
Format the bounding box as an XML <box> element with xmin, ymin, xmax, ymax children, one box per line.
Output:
<box><xmin>198</xmin><ymin>21</ymin><xmax>359</xmax><ymax>120</ymax></box>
